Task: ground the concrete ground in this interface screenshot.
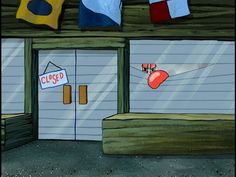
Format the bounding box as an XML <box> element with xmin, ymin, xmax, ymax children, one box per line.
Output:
<box><xmin>1</xmin><ymin>141</ymin><xmax>235</xmax><ymax>177</ymax></box>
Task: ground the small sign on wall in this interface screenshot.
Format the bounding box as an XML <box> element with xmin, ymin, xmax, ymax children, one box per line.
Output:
<box><xmin>39</xmin><ymin>61</ymin><xmax>69</xmax><ymax>90</ymax></box>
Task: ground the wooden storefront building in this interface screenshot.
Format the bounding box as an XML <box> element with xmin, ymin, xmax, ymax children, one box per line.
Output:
<box><xmin>1</xmin><ymin>0</ymin><xmax>235</xmax><ymax>154</ymax></box>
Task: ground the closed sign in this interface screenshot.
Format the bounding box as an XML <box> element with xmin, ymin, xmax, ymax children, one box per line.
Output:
<box><xmin>39</xmin><ymin>69</ymin><xmax>68</xmax><ymax>89</ymax></box>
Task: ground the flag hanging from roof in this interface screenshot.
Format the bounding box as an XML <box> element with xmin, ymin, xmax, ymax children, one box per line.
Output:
<box><xmin>79</xmin><ymin>0</ymin><xmax>122</xmax><ymax>28</ymax></box>
<box><xmin>149</xmin><ymin>0</ymin><xmax>190</xmax><ymax>23</ymax></box>
<box><xmin>16</xmin><ymin>0</ymin><xmax>65</xmax><ymax>29</ymax></box>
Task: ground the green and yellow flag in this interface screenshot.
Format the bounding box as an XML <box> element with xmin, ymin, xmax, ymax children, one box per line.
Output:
<box><xmin>16</xmin><ymin>0</ymin><xmax>65</xmax><ymax>29</ymax></box>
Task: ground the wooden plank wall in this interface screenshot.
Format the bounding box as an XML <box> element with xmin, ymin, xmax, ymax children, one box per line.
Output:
<box><xmin>1</xmin><ymin>0</ymin><xmax>235</xmax><ymax>39</ymax></box>
<box><xmin>1</xmin><ymin>114</ymin><xmax>33</xmax><ymax>151</ymax></box>
<box><xmin>1</xmin><ymin>119</ymin><xmax>6</xmax><ymax>150</ymax></box>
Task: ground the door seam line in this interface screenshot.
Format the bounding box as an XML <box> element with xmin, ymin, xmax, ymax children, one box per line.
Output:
<box><xmin>74</xmin><ymin>50</ymin><xmax>77</xmax><ymax>141</ymax></box>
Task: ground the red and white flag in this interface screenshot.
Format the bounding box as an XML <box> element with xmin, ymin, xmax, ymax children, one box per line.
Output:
<box><xmin>149</xmin><ymin>0</ymin><xmax>190</xmax><ymax>23</ymax></box>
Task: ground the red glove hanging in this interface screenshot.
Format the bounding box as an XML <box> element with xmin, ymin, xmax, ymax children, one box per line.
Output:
<box><xmin>148</xmin><ymin>70</ymin><xmax>169</xmax><ymax>89</ymax></box>
<box><xmin>141</xmin><ymin>63</ymin><xmax>169</xmax><ymax>89</ymax></box>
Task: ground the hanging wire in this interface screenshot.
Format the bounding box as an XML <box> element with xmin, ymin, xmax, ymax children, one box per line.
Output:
<box><xmin>130</xmin><ymin>64</ymin><xmax>234</xmax><ymax>83</ymax></box>
<box><xmin>130</xmin><ymin>74</ymin><xmax>147</xmax><ymax>79</ymax></box>
<box><xmin>130</xmin><ymin>73</ymin><xmax>234</xmax><ymax>83</ymax></box>
<box><xmin>167</xmin><ymin>73</ymin><xmax>234</xmax><ymax>81</ymax></box>
<box><xmin>168</xmin><ymin>63</ymin><xmax>215</xmax><ymax>78</ymax></box>
<box><xmin>43</xmin><ymin>61</ymin><xmax>63</xmax><ymax>74</ymax></box>
<box><xmin>130</xmin><ymin>81</ymin><xmax>235</xmax><ymax>86</ymax></box>
<box><xmin>130</xmin><ymin>63</ymin><xmax>216</xmax><ymax>77</ymax></box>
<box><xmin>130</xmin><ymin>65</ymin><xmax>142</xmax><ymax>72</ymax></box>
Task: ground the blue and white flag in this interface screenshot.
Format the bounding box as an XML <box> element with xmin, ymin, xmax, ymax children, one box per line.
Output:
<box><xmin>79</xmin><ymin>0</ymin><xmax>122</xmax><ymax>28</ymax></box>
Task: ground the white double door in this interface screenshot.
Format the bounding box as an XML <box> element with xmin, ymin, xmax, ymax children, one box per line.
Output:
<box><xmin>38</xmin><ymin>50</ymin><xmax>118</xmax><ymax>140</ymax></box>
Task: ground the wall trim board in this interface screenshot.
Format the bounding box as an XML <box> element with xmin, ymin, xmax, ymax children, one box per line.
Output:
<box><xmin>126</xmin><ymin>37</ymin><xmax>235</xmax><ymax>41</ymax></box>
<box><xmin>32</xmin><ymin>38</ymin><xmax>126</xmax><ymax>49</ymax></box>
<box><xmin>104</xmin><ymin>113</ymin><xmax>235</xmax><ymax>121</ymax></box>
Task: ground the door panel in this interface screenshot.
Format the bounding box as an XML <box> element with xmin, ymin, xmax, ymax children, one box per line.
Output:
<box><xmin>76</xmin><ymin>50</ymin><xmax>118</xmax><ymax>141</ymax></box>
<box><xmin>38</xmin><ymin>50</ymin><xmax>76</xmax><ymax>140</ymax></box>
<box><xmin>38</xmin><ymin>49</ymin><xmax>118</xmax><ymax>141</ymax></box>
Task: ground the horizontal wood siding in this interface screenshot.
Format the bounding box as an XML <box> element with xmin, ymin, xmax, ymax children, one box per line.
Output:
<box><xmin>1</xmin><ymin>0</ymin><xmax>234</xmax><ymax>39</ymax></box>
<box><xmin>130</xmin><ymin>40</ymin><xmax>235</xmax><ymax>114</ymax></box>
<box><xmin>103</xmin><ymin>113</ymin><xmax>235</xmax><ymax>154</ymax></box>
<box><xmin>1</xmin><ymin>114</ymin><xmax>33</xmax><ymax>151</ymax></box>
<box><xmin>1</xmin><ymin>38</ymin><xmax>25</xmax><ymax>113</ymax></box>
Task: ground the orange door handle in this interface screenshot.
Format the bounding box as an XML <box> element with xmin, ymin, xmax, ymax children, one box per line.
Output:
<box><xmin>63</xmin><ymin>85</ymin><xmax>72</xmax><ymax>104</ymax></box>
<box><xmin>79</xmin><ymin>85</ymin><xmax>88</xmax><ymax>105</ymax></box>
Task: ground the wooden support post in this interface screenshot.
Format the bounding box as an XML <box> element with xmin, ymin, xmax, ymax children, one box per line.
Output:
<box><xmin>31</xmin><ymin>49</ymin><xmax>38</xmax><ymax>140</ymax></box>
<box><xmin>24</xmin><ymin>38</ymin><xmax>32</xmax><ymax>113</ymax></box>
<box><xmin>25</xmin><ymin>38</ymin><xmax>38</xmax><ymax>140</ymax></box>
<box><xmin>117</xmin><ymin>40</ymin><xmax>130</xmax><ymax>113</ymax></box>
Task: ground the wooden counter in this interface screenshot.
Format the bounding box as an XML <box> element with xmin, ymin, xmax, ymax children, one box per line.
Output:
<box><xmin>103</xmin><ymin>113</ymin><xmax>235</xmax><ymax>155</ymax></box>
<box><xmin>1</xmin><ymin>114</ymin><xmax>33</xmax><ymax>151</ymax></box>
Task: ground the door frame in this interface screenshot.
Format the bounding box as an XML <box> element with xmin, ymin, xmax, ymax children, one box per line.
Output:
<box><xmin>24</xmin><ymin>37</ymin><xmax>130</xmax><ymax>140</ymax></box>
